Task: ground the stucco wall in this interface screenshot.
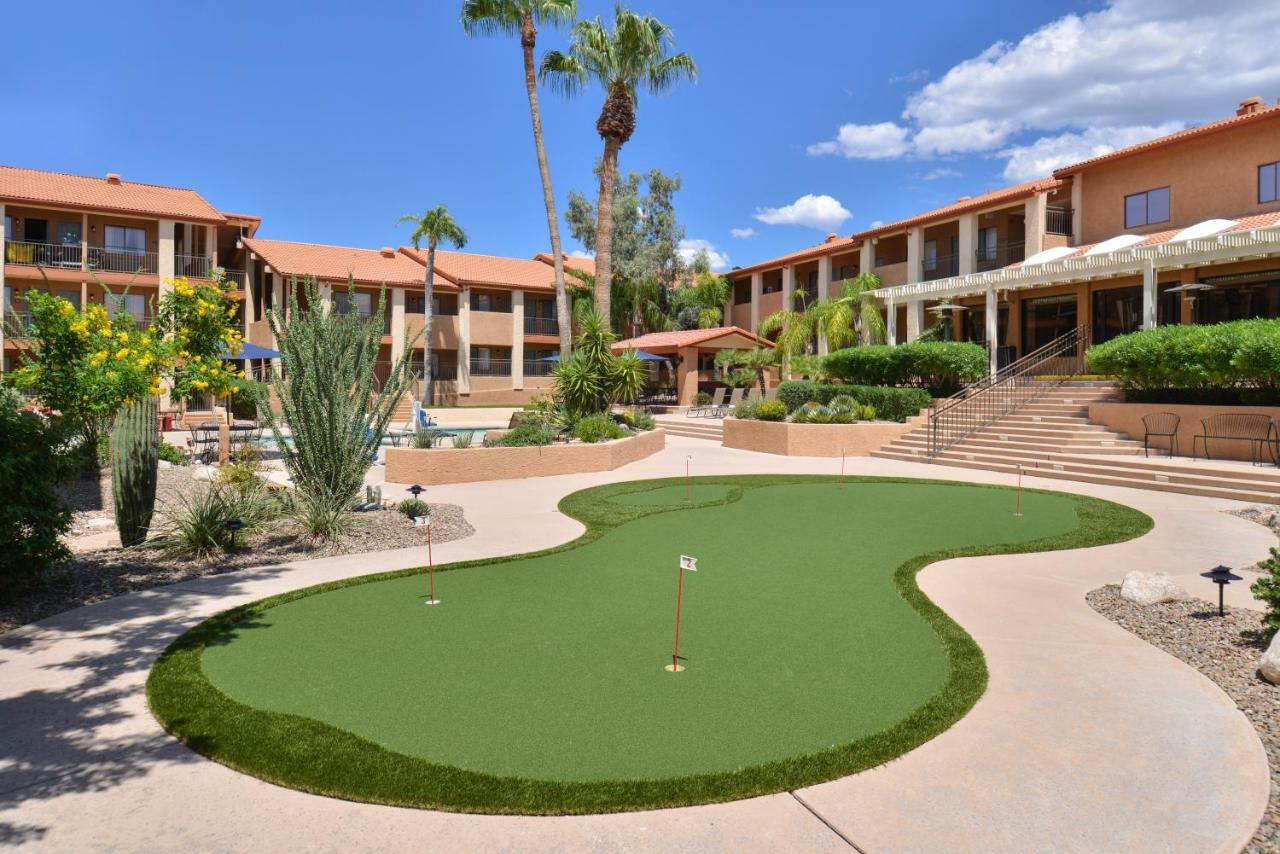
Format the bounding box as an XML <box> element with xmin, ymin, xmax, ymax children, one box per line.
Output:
<box><xmin>1089</xmin><ymin>401</ymin><xmax>1280</xmax><ymax>462</ymax></box>
<box><xmin>722</xmin><ymin>418</ymin><xmax>912</xmax><ymax>457</ymax></box>
<box><xmin>385</xmin><ymin>427</ymin><xmax>665</xmax><ymax>484</ymax></box>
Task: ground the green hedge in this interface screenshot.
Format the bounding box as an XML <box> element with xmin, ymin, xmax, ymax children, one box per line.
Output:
<box><xmin>776</xmin><ymin>381</ymin><xmax>931</xmax><ymax>422</ymax></box>
<box><xmin>823</xmin><ymin>342</ymin><xmax>986</xmax><ymax>395</ymax></box>
<box><xmin>1086</xmin><ymin>319</ymin><xmax>1280</xmax><ymax>396</ymax></box>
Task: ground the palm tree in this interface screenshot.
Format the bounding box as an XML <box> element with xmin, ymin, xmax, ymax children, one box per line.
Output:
<box><xmin>540</xmin><ymin>5</ymin><xmax>696</xmax><ymax>330</ymax></box>
<box><xmin>460</xmin><ymin>0</ymin><xmax>577</xmax><ymax>359</ymax></box>
<box><xmin>398</xmin><ymin>206</ymin><xmax>467</xmax><ymax>405</ymax></box>
<box><xmin>809</xmin><ymin>272</ymin><xmax>887</xmax><ymax>349</ymax></box>
<box><xmin>758</xmin><ymin>289</ymin><xmax>816</xmax><ymax>380</ymax></box>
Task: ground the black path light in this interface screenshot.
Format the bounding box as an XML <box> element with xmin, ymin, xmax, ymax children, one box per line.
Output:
<box><xmin>1200</xmin><ymin>565</ymin><xmax>1243</xmax><ymax>616</ymax></box>
<box><xmin>221</xmin><ymin>517</ymin><xmax>245</xmax><ymax>550</ymax></box>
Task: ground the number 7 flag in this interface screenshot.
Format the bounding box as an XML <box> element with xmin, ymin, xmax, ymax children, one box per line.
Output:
<box><xmin>680</xmin><ymin>555</ymin><xmax>698</xmax><ymax>572</ymax></box>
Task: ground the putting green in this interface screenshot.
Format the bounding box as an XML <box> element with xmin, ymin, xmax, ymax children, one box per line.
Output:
<box><xmin>148</xmin><ymin>476</ymin><xmax>1151</xmax><ymax>814</ymax></box>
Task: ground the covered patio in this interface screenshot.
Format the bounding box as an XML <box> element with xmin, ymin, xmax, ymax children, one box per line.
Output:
<box><xmin>612</xmin><ymin>326</ymin><xmax>771</xmax><ymax>407</ymax></box>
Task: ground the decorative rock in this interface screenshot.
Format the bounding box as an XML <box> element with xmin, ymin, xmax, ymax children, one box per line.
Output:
<box><xmin>1261</xmin><ymin>633</ymin><xmax>1280</xmax><ymax>685</ymax></box>
<box><xmin>1119</xmin><ymin>571</ymin><xmax>1189</xmax><ymax>606</ymax></box>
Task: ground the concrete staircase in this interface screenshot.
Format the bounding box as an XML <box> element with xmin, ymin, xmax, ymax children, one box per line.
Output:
<box><xmin>655</xmin><ymin>415</ymin><xmax>725</xmax><ymax>442</ymax></box>
<box><xmin>874</xmin><ymin>381</ymin><xmax>1280</xmax><ymax>504</ymax></box>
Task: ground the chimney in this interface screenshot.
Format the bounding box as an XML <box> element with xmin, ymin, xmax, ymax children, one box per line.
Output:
<box><xmin>105</xmin><ymin>173</ymin><xmax>122</xmax><ymax>185</ymax></box>
<box><xmin>379</xmin><ymin>247</ymin><xmax>395</xmax><ymax>258</ymax></box>
<box><xmin>825</xmin><ymin>232</ymin><xmax>838</xmax><ymax>243</ymax></box>
<box><xmin>1237</xmin><ymin>96</ymin><xmax>1264</xmax><ymax>116</ymax></box>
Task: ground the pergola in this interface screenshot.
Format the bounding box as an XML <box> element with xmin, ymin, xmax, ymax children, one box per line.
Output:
<box><xmin>612</xmin><ymin>326</ymin><xmax>772</xmax><ymax>406</ymax></box>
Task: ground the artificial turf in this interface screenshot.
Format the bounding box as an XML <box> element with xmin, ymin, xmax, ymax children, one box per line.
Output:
<box><xmin>147</xmin><ymin>475</ymin><xmax>1152</xmax><ymax>814</ymax></box>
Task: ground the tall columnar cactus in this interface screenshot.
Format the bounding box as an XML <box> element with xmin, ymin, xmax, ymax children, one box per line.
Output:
<box><xmin>110</xmin><ymin>396</ymin><xmax>159</xmax><ymax>547</ymax></box>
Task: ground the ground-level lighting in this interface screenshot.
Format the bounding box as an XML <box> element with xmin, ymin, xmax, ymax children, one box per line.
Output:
<box><xmin>1200</xmin><ymin>565</ymin><xmax>1242</xmax><ymax>616</ymax></box>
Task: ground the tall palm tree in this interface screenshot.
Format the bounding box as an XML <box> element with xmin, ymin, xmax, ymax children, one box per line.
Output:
<box><xmin>540</xmin><ymin>5</ymin><xmax>696</xmax><ymax>330</ymax></box>
<box><xmin>758</xmin><ymin>289</ymin><xmax>816</xmax><ymax>380</ymax></box>
<box><xmin>398</xmin><ymin>206</ymin><xmax>467</xmax><ymax>406</ymax></box>
<box><xmin>460</xmin><ymin>0</ymin><xmax>577</xmax><ymax>358</ymax></box>
<box><xmin>809</xmin><ymin>272</ymin><xmax>887</xmax><ymax>349</ymax></box>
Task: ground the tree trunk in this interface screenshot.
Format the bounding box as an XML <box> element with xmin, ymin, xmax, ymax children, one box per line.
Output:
<box><xmin>594</xmin><ymin>136</ymin><xmax>622</xmax><ymax>330</ymax></box>
<box><xmin>521</xmin><ymin>15</ymin><xmax>572</xmax><ymax>359</ymax></box>
<box><xmin>423</xmin><ymin>245</ymin><xmax>436</xmax><ymax>406</ymax></box>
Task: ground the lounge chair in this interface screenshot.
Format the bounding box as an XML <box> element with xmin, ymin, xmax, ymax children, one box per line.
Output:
<box><xmin>689</xmin><ymin>387</ymin><xmax>725</xmax><ymax>417</ymax></box>
<box><xmin>715</xmin><ymin>388</ymin><xmax>744</xmax><ymax>417</ymax></box>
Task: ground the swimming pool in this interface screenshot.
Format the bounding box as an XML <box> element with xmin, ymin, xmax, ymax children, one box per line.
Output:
<box><xmin>253</xmin><ymin>427</ymin><xmax>500</xmax><ymax>450</ymax></box>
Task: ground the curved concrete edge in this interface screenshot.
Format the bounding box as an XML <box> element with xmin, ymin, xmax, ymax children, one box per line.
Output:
<box><xmin>0</xmin><ymin>438</ymin><xmax>1273</xmax><ymax>852</ymax></box>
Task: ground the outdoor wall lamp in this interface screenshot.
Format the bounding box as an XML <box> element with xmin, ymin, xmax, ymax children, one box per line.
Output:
<box><xmin>1200</xmin><ymin>565</ymin><xmax>1243</xmax><ymax>616</ymax></box>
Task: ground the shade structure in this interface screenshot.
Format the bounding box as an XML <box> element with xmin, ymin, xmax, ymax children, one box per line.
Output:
<box><xmin>219</xmin><ymin>341</ymin><xmax>282</xmax><ymax>360</ymax></box>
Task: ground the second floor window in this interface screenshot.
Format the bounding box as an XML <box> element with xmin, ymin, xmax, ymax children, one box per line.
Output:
<box><xmin>978</xmin><ymin>227</ymin><xmax>998</xmax><ymax>260</ymax></box>
<box><xmin>923</xmin><ymin>240</ymin><xmax>938</xmax><ymax>271</ymax></box>
<box><xmin>333</xmin><ymin>291</ymin><xmax>372</xmax><ymax>317</ymax></box>
<box><xmin>1124</xmin><ymin>187</ymin><xmax>1170</xmax><ymax>229</ymax></box>
<box><xmin>105</xmin><ymin>225</ymin><xmax>146</xmax><ymax>255</ymax></box>
<box><xmin>1260</xmin><ymin>161</ymin><xmax>1279</xmax><ymax>204</ymax></box>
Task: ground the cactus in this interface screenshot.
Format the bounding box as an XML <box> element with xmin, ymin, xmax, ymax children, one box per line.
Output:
<box><xmin>110</xmin><ymin>396</ymin><xmax>160</xmax><ymax>547</ymax></box>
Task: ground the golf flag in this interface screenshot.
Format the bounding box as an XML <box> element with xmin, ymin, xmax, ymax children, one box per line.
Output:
<box><xmin>680</xmin><ymin>555</ymin><xmax>698</xmax><ymax>572</ymax></box>
<box><xmin>413</xmin><ymin>514</ymin><xmax>431</xmax><ymax>528</ymax></box>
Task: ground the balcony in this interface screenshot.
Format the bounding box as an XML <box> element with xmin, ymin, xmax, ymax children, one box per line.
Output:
<box><xmin>220</xmin><ymin>269</ymin><xmax>247</xmax><ymax>289</ymax></box>
<box><xmin>470</xmin><ymin>358</ymin><xmax>511</xmax><ymax>377</ymax></box>
<box><xmin>922</xmin><ymin>253</ymin><xmax>960</xmax><ymax>282</ymax></box>
<box><xmin>111</xmin><ymin>313</ymin><xmax>154</xmax><ymax>331</ymax></box>
<box><xmin>4</xmin><ymin>241</ymin><xmax>83</xmax><ymax>269</ymax></box>
<box><xmin>175</xmin><ymin>254</ymin><xmax>212</xmax><ymax>279</ymax></box>
<box><xmin>88</xmin><ymin>246</ymin><xmax>158</xmax><ymax>275</ymax></box>
<box><xmin>523</xmin><ymin>358</ymin><xmax>557</xmax><ymax>377</ymax></box>
<box><xmin>524</xmin><ymin>316</ymin><xmax>559</xmax><ymax>336</ymax></box>
<box><xmin>976</xmin><ymin>240</ymin><xmax>1025</xmax><ymax>272</ymax></box>
<box><xmin>3</xmin><ymin>311</ymin><xmax>35</xmax><ymax>337</ymax></box>
<box><xmin>1046</xmin><ymin>206</ymin><xmax>1073</xmax><ymax>237</ymax></box>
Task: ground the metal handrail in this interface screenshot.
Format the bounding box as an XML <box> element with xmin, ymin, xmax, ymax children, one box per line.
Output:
<box><xmin>928</xmin><ymin>325</ymin><xmax>1090</xmax><ymax>457</ymax></box>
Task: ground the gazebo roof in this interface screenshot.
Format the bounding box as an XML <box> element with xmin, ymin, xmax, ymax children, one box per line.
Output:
<box><xmin>612</xmin><ymin>326</ymin><xmax>772</xmax><ymax>354</ymax></box>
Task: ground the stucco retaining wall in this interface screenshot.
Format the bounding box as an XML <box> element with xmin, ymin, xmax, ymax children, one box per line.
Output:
<box><xmin>385</xmin><ymin>428</ymin><xmax>665</xmax><ymax>484</ymax></box>
<box><xmin>1089</xmin><ymin>402</ymin><xmax>1280</xmax><ymax>462</ymax></box>
<box><xmin>722</xmin><ymin>418</ymin><xmax>912</xmax><ymax>457</ymax></box>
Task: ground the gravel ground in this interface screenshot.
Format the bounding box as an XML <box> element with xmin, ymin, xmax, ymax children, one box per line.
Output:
<box><xmin>2</xmin><ymin>466</ymin><xmax>473</xmax><ymax>635</ymax></box>
<box><xmin>1088</xmin><ymin>586</ymin><xmax>1278</xmax><ymax>852</ymax></box>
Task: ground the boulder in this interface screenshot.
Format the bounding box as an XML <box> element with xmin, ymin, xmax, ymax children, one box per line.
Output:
<box><xmin>1119</xmin><ymin>571</ymin><xmax>1189</xmax><ymax>606</ymax></box>
<box><xmin>1260</xmin><ymin>633</ymin><xmax>1280</xmax><ymax>686</ymax></box>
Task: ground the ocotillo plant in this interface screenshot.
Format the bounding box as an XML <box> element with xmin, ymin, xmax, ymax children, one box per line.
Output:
<box><xmin>110</xmin><ymin>395</ymin><xmax>159</xmax><ymax>547</ymax></box>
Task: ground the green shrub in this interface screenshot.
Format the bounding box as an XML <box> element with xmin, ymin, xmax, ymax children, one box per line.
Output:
<box><xmin>632</xmin><ymin>410</ymin><xmax>657</xmax><ymax>431</ymax></box>
<box><xmin>824</xmin><ymin>342</ymin><xmax>986</xmax><ymax>395</ymax></box>
<box><xmin>411</xmin><ymin>427</ymin><xmax>442</xmax><ymax>449</ymax></box>
<box><xmin>398</xmin><ymin>498</ymin><xmax>430</xmax><ymax>518</ymax></box>
<box><xmin>158</xmin><ymin>440</ymin><xmax>189</xmax><ymax>466</ymax></box>
<box><xmin>495</xmin><ymin>422</ymin><xmax>557</xmax><ymax>447</ymax></box>
<box><xmin>1087</xmin><ymin>319</ymin><xmax>1280</xmax><ymax>393</ymax></box>
<box><xmin>755</xmin><ymin>400</ymin><xmax>787</xmax><ymax>421</ymax></box>
<box><xmin>1254</xmin><ymin>547</ymin><xmax>1280</xmax><ymax>639</ymax></box>
<box><xmin>776</xmin><ymin>381</ymin><xmax>930</xmax><ymax>422</ymax></box>
<box><xmin>450</xmin><ymin>431</ymin><xmax>474</xmax><ymax>449</ymax></box>
<box><xmin>693</xmin><ymin>391</ymin><xmax>713</xmax><ymax>406</ymax></box>
<box><xmin>0</xmin><ymin>389</ymin><xmax>72</xmax><ymax>598</ymax></box>
<box><xmin>157</xmin><ymin>480</ymin><xmax>278</xmax><ymax>559</ymax></box>
<box><xmin>732</xmin><ymin>400</ymin><xmax>760</xmax><ymax>420</ymax></box>
<box><xmin>574</xmin><ymin>413</ymin><xmax>625</xmax><ymax>443</ymax></box>
<box><xmin>793</xmin><ymin>403</ymin><xmax>835</xmax><ymax>424</ymax></box>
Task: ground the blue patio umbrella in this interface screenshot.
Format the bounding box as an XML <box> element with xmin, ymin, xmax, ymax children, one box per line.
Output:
<box><xmin>219</xmin><ymin>341</ymin><xmax>282</xmax><ymax>360</ymax></box>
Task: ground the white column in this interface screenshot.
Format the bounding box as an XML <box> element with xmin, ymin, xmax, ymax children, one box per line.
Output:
<box><xmin>1070</xmin><ymin>173</ymin><xmax>1084</xmax><ymax>244</ymax></box>
<box><xmin>390</xmin><ymin>287</ymin><xmax>406</xmax><ymax>359</ymax></box>
<box><xmin>817</xmin><ymin>255</ymin><xmax>832</xmax><ymax>355</ymax></box>
<box><xmin>906</xmin><ymin>300</ymin><xmax>925</xmax><ymax>342</ymax></box>
<box><xmin>1142</xmin><ymin>259</ymin><xmax>1158</xmax><ymax>330</ymax></box>
<box><xmin>157</xmin><ymin>219</ymin><xmax>176</xmax><ymax>409</ymax></box>
<box><xmin>781</xmin><ymin>265</ymin><xmax>795</xmax><ymax>310</ymax></box>
<box><xmin>511</xmin><ymin>289</ymin><xmax>525</xmax><ymax>391</ymax></box>
<box><xmin>985</xmin><ymin>285</ymin><xmax>999</xmax><ymax>377</ymax></box>
<box><xmin>317</xmin><ymin>282</ymin><xmax>333</xmax><ymax>314</ymax></box>
<box><xmin>268</xmin><ymin>270</ymin><xmax>283</xmax><ymax>378</ymax></box>
<box><xmin>906</xmin><ymin>227</ymin><xmax>923</xmax><ymax>283</ymax></box>
<box><xmin>458</xmin><ymin>285</ymin><xmax>471</xmax><ymax>394</ymax></box>
<box><xmin>958</xmin><ymin>214</ymin><xmax>977</xmax><ymax>276</ymax></box>
<box><xmin>885</xmin><ymin>296</ymin><xmax>897</xmax><ymax>345</ymax></box>
<box><xmin>206</xmin><ymin>224</ymin><xmax>217</xmax><ymax>270</ymax></box>
<box><xmin>859</xmin><ymin>241</ymin><xmax>873</xmax><ymax>275</ymax></box>
<box><xmin>242</xmin><ymin>258</ymin><xmax>256</xmax><ymax>325</ymax></box>
<box><xmin>0</xmin><ymin>203</ymin><xmax>5</xmax><ymax>368</ymax></box>
<box><xmin>1024</xmin><ymin>192</ymin><xmax>1047</xmax><ymax>257</ymax></box>
<box><xmin>750</xmin><ymin>271</ymin><xmax>762</xmax><ymax>331</ymax></box>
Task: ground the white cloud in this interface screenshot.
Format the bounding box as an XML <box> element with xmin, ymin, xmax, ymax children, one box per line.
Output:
<box><xmin>730</xmin><ymin>227</ymin><xmax>757</xmax><ymax>239</ymax></box>
<box><xmin>920</xmin><ymin>167</ymin><xmax>962</xmax><ymax>181</ymax></box>
<box><xmin>869</xmin><ymin>220</ymin><xmax>885</xmax><ymax>228</ymax></box>
<box><xmin>999</xmin><ymin>123</ymin><xmax>1183</xmax><ymax>181</ymax></box>
<box><xmin>807</xmin><ymin>0</ymin><xmax>1280</xmax><ymax>176</ymax></box>
<box><xmin>753</xmin><ymin>194</ymin><xmax>853</xmax><ymax>231</ymax></box>
<box><xmin>678</xmin><ymin>238</ymin><xmax>730</xmax><ymax>272</ymax></box>
<box><xmin>806</xmin><ymin>122</ymin><xmax>910</xmax><ymax>160</ymax></box>
<box><xmin>568</xmin><ymin>248</ymin><xmax>594</xmax><ymax>260</ymax></box>
<box><xmin>889</xmin><ymin>69</ymin><xmax>929</xmax><ymax>85</ymax></box>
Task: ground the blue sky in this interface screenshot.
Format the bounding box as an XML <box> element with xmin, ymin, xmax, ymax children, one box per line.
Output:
<box><xmin>3</xmin><ymin>0</ymin><xmax>1277</xmax><ymax>271</ymax></box>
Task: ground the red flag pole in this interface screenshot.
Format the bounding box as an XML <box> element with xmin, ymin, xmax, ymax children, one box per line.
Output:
<box><xmin>1014</xmin><ymin>464</ymin><xmax>1023</xmax><ymax>518</ymax></box>
<box><xmin>840</xmin><ymin>447</ymin><xmax>846</xmax><ymax>490</ymax></box>
<box><xmin>671</xmin><ymin>564</ymin><xmax>685</xmax><ymax>672</ymax></box>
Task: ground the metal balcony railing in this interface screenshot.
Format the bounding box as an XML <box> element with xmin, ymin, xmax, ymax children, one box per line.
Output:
<box><xmin>4</xmin><ymin>241</ymin><xmax>83</xmax><ymax>268</ymax></box>
<box><xmin>89</xmin><ymin>246</ymin><xmax>159</xmax><ymax>275</ymax></box>
<box><xmin>111</xmin><ymin>313</ymin><xmax>154</xmax><ymax>331</ymax></box>
<box><xmin>3</xmin><ymin>312</ymin><xmax>35</xmax><ymax>336</ymax></box>
<box><xmin>523</xmin><ymin>316</ymin><xmax>559</xmax><ymax>335</ymax></box>
<box><xmin>469</xmin><ymin>358</ymin><xmax>511</xmax><ymax>377</ymax></box>
<box><xmin>975</xmin><ymin>240</ymin><xmax>1025</xmax><ymax>271</ymax></box>
<box><xmin>220</xmin><ymin>269</ymin><xmax>247</xmax><ymax>289</ymax></box>
<box><xmin>175</xmin><ymin>254</ymin><xmax>213</xmax><ymax>279</ymax></box>
<box><xmin>523</xmin><ymin>358</ymin><xmax>557</xmax><ymax>377</ymax></box>
<box><xmin>1046</xmin><ymin>206</ymin><xmax>1073</xmax><ymax>236</ymax></box>
<box><xmin>923</xmin><ymin>253</ymin><xmax>960</xmax><ymax>281</ymax></box>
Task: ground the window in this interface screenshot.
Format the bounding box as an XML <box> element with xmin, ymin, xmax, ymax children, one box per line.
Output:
<box><xmin>3</xmin><ymin>215</ymin><xmax>11</xmax><ymax>240</ymax></box>
<box><xmin>334</xmin><ymin>291</ymin><xmax>372</xmax><ymax>317</ymax></box>
<box><xmin>1124</xmin><ymin>187</ymin><xmax>1170</xmax><ymax>228</ymax></box>
<box><xmin>923</xmin><ymin>240</ymin><xmax>938</xmax><ymax>272</ymax></box>
<box><xmin>24</xmin><ymin>218</ymin><xmax>48</xmax><ymax>243</ymax></box>
<box><xmin>761</xmin><ymin>275</ymin><xmax>782</xmax><ymax>294</ymax></box>
<box><xmin>57</xmin><ymin>289</ymin><xmax>81</xmax><ymax>309</ymax></box>
<box><xmin>733</xmin><ymin>280</ymin><xmax>751</xmax><ymax>305</ymax></box>
<box><xmin>1261</xmin><ymin>161</ymin><xmax>1279</xmax><ymax>204</ymax></box>
<box><xmin>107</xmin><ymin>293</ymin><xmax>146</xmax><ymax>322</ymax></box>
<box><xmin>470</xmin><ymin>291</ymin><xmax>511</xmax><ymax>312</ymax></box>
<box><xmin>57</xmin><ymin>221</ymin><xmax>81</xmax><ymax>246</ymax></box>
<box><xmin>105</xmin><ymin>225</ymin><xmax>146</xmax><ymax>255</ymax></box>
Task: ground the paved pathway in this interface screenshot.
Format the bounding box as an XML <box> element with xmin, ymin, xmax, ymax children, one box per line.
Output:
<box><xmin>0</xmin><ymin>435</ymin><xmax>1272</xmax><ymax>852</ymax></box>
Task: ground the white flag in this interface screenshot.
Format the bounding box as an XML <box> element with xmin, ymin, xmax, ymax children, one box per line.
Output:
<box><xmin>680</xmin><ymin>555</ymin><xmax>698</xmax><ymax>572</ymax></box>
<box><xmin>414</xmin><ymin>514</ymin><xmax>432</xmax><ymax>528</ymax></box>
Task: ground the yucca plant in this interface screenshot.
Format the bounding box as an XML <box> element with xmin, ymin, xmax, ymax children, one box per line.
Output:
<box><xmin>552</xmin><ymin>306</ymin><xmax>645</xmax><ymax>416</ymax></box>
<box><xmin>262</xmin><ymin>277</ymin><xmax>417</xmax><ymax>539</ymax></box>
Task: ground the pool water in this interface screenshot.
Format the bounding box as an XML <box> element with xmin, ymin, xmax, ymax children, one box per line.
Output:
<box><xmin>254</xmin><ymin>427</ymin><xmax>499</xmax><ymax>450</ymax></box>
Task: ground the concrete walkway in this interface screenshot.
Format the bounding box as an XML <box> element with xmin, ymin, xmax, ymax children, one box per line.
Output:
<box><xmin>0</xmin><ymin>435</ymin><xmax>1272</xmax><ymax>852</ymax></box>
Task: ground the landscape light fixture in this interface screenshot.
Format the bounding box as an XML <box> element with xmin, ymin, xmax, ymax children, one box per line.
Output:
<box><xmin>221</xmin><ymin>517</ymin><xmax>245</xmax><ymax>550</ymax></box>
<box><xmin>1200</xmin><ymin>565</ymin><xmax>1242</xmax><ymax>616</ymax></box>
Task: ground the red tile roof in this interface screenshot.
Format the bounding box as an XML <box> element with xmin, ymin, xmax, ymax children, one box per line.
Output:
<box><xmin>534</xmin><ymin>252</ymin><xmax>596</xmax><ymax>276</ymax></box>
<box><xmin>243</xmin><ymin>238</ymin><xmax>435</xmax><ymax>288</ymax></box>
<box><xmin>612</xmin><ymin>326</ymin><xmax>772</xmax><ymax>351</ymax></box>
<box><xmin>0</xmin><ymin>166</ymin><xmax>226</xmax><ymax>223</ymax></box>
<box><xmin>1053</xmin><ymin>102</ymin><xmax>1280</xmax><ymax>177</ymax></box>
<box><xmin>401</xmin><ymin>247</ymin><xmax>592</xmax><ymax>291</ymax></box>
<box><xmin>728</xmin><ymin>235</ymin><xmax>860</xmax><ymax>279</ymax></box>
<box><xmin>853</xmin><ymin>177</ymin><xmax>1066</xmax><ymax>241</ymax></box>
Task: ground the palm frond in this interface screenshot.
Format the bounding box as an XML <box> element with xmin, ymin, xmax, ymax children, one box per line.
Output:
<box><xmin>459</xmin><ymin>0</ymin><xmax>521</xmax><ymax>36</ymax></box>
<box><xmin>539</xmin><ymin>49</ymin><xmax>587</xmax><ymax>97</ymax></box>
